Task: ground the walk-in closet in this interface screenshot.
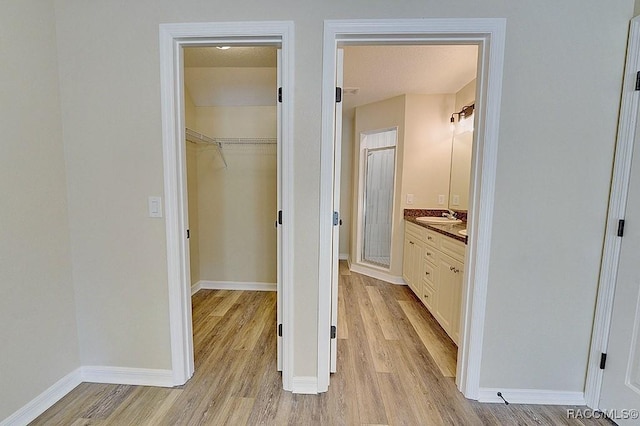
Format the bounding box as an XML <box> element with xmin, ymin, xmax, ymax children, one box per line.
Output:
<box><xmin>183</xmin><ymin>46</ymin><xmax>278</xmax><ymax>297</ymax></box>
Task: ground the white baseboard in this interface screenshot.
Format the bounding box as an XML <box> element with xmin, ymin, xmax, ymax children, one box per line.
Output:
<box><xmin>0</xmin><ymin>368</ymin><xmax>82</xmax><ymax>426</ymax></box>
<box><xmin>192</xmin><ymin>280</ymin><xmax>277</xmax><ymax>294</ymax></box>
<box><xmin>291</xmin><ymin>376</ymin><xmax>318</xmax><ymax>394</ymax></box>
<box><xmin>339</xmin><ymin>253</ymin><xmax>349</xmax><ymax>260</ymax></box>
<box><xmin>478</xmin><ymin>388</ymin><xmax>586</xmax><ymax>405</ymax></box>
<box><xmin>349</xmin><ymin>263</ymin><xmax>406</xmax><ymax>285</ymax></box>
<box><xmin>81</xmin><ymin>366</ymin><xmax>174</xmax><ymax>388</ymax></box>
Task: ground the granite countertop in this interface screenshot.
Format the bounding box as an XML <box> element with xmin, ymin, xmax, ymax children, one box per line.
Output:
<box><xmin>404</xmin><ymin>209</ymin><xmax>468</xmax><ymax>244</ymax></box>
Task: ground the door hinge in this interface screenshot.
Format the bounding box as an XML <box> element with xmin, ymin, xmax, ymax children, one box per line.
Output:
<box><xmin>636</xmin><ymin>72</ymin><xmax>640</xmax><ymax>91</ymax></box>
<box><xmin>330</xmin><ymin>325</ymin><xmax>337</xmax><ymax>339</ymax></box>
<box><xmin>278</xmin><ymin>87</ymin><xmax>282</xmax><ymax>103</ymax></box>
<box><xmin>336</xmin><ymin>87</ymin><xmax>342</xmax><ymax>103</ymax></box>
<box><xmin>186</xmin><ymin>229</ymin><xmax>190</xmax><ymax>239</ymax></box>
<box><xmin>333</xmin><ymin>211</ymin><xmax>340</xmax><ymax>226</ymax></box>
<box><xmin>617</xmin><ymin>219</ymin><xmax>625</xmax><ymax>237</ymax></box>
<box><xmin>278</xmin><ymin>324</ymin><xmax>283</xmax><ymax>337</ymax></box>
<box><xmin>278</xmin><ymin>210</ymin><xmax>283</xmax><ymax>225</ymax></box>
<box><xmin>600</xmin><ymin>352</ymin><xmax>607</xmax><ymax>370</ymax></box>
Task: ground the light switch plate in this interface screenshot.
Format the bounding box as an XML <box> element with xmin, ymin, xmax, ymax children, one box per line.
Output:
<box><xmin>406</xmin><ymin>194</ymin><xmax>414</xmax><ymax>205</ymax></box>
<box><xmin>148</xmin><ymin>196</ymin><xmax>163</xmax><ymax>218</ymax></box>
<box><xmin>438</xmin><ymin>195</ymin><xmax>445</xmax><ymax>205</ymax></box>
<box><xmin>452</xmin><ymin>195</ymin><xmax>460</xmax><ymax>206</ymax></box>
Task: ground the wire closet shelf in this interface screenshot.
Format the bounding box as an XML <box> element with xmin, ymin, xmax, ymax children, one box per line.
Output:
<box><xmin>185</xmin><ymin>127</ymin><xmax>277</xmax><ymax>168</ymax></box>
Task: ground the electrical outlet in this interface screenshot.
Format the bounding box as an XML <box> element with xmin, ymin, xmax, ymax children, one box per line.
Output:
<box><xmin>406</xmin><ymin>194</ymin><xmax>414</xmax><ymax>205</ymax></box>
<box><xmin>438</xmin><ymin>195</ymin><xmax>445</xmax><ymax>205</ymax></box>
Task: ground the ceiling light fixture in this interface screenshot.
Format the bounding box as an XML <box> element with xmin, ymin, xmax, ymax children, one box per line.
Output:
<box><xmin>216</xmin><ymin>46</ymin><xmax>231</xmax><ymax>50</ymax></box>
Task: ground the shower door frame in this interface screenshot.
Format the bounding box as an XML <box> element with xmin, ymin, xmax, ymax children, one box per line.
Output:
<box><xmin>358</xmin><ymin>129</ymin><xmax>398</xmax><ymax>270</ymax></box>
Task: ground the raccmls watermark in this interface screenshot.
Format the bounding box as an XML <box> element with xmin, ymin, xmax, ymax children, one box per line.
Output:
<box><xmin>567</xmin><ymin>408</ymin><xmax>639</xmax><ymax>420</ymax></box>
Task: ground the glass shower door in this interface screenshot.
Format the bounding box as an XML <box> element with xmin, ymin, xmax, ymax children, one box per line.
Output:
<box><xmin>362</xmin><ymin>146</ymin><xmax>396</xmax><ymax>268</ymax></box>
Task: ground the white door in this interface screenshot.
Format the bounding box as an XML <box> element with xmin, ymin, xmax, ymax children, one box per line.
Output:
<box><xmin>276</xmin><ymin>48</ymin><xmax>283</xmax><ymax>371</ymax></box>
<box><xmin>330</xmin><ymin>49</ymin><xmax>344</xmax><ymax>373</ymax></box>
<box><xmin>599</xmin><ymin>97</ymin><xmax>640</xmax><ymax>424</ymax></box>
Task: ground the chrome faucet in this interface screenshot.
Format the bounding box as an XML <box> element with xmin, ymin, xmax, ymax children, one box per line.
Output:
<box><xmin>442</xmin><ymin>209</ymin><xmax>458</xmax><ymax>220</ymax></box>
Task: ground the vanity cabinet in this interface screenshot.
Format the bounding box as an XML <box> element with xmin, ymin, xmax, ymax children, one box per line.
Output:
<box><xmin>404</xmin><ymin>221</ymin><xmax>465</xmax><ymax>345</ymax></box>
<box><xmin>402</xmin><ymin>224</ymin><xmax>425</xmax><ymax>296</ymax></box>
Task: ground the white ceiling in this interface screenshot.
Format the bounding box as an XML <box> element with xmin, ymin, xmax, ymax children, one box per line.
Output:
<box><xmin>343</xmin><ymin>45</ymin><xmax>478</xmax><ymax>112</ymax></box>
<box><xmin>183</xmin><ymin>45</ymin><xmax>478</xmax><ymax>109</ymax></box>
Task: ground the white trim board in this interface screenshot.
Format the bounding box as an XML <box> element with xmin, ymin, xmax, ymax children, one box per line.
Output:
<box><xmin>318</xmin><ymin>18</ymin><xmax>506</xmax><ymax>397</ymax></box>
<box><xmin>584</xmin><ymin>16</ymin><xmax>640</xmax><ymax>410</ymax></box>
<box><xmin>81</xmin><ymin>366</ymin><xmax>174</xmax><ymax>388</ymax></box>
<box><xmin>478</xmin><ymin>388</ymin><xmax>586</xmax><ymax>406</ymax></box>
<box><xmin>291</xmin><ymin>376</ymin><xmax>319</xmax><ymax>395</ymax></box>
<box><xmin>0</xmin><ymin>369</ymin><xmax>82</xmax><ymax>426</ymax></box>
<box><xmin>349</xmin><ymin>263</ymin><xmax>405</xmax><ymax>285</ymax></box>
<box><xmin>192</xmin><ymin>280</ymin><xmax>277</xmax><ymax>294</ymax></box>
<box><xmin>1</xmin><ymin>366</ymin><xmax>174</xmax><ymax>425</ymax></box>
<box><xmin>159</xmin><ymin>21</ymin><xmax>295</xmax><ymax>391</ymax></box>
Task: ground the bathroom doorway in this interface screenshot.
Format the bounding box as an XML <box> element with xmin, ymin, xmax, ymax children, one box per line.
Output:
<box><xmin>318</xmin><ymin>19</ymin><xmax>506</xmax><ymax>396</ymax></box>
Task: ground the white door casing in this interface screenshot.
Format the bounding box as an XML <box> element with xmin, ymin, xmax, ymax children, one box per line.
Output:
<box><xmin>329</xmin><ymin>49</ymin><xmax>344</xmax><ymax>373</ymax></box>
<box><xmin>159</xmin><ymin>21</ymin><xmax>295</xmax><ymax>390</ymax></box>
<box><xmin>318</xmin><ymin>19</ymin><xmax>506</xmax><ymax>396</ymax></box>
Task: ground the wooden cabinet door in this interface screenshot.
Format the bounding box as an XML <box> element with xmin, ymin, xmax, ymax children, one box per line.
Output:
<box><xmin>436</xmin><ymin>253</ymin><xmax>463</xmax><ymax>343</ymax></box>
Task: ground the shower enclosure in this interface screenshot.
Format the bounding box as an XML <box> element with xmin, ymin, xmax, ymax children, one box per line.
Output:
<box><xmin>360</xmin><ymin>129</ymin><xmax>397</xmax><ymax>268</ymax></box>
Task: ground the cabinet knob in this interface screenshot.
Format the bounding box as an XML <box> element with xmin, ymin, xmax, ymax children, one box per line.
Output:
<box><xmin>425</xmin><ymin>271</ymin><xmax>430</xmax><ymax>276</ymax></box>
<box><xmin>450</xmin><ymin>266</ymin><xmax>455</xmax><ymax>271</ymax></box>
<box><xmin>409</xmin><ymin>241</ymin><xmax>414</xmax><ymax>245</ymax></box>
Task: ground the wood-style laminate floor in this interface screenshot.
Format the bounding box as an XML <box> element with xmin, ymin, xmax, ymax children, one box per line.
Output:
<box><xmin>31</xmin><ymin>263</ymin><xmax>612</xmax><ymax>425</ymax></box>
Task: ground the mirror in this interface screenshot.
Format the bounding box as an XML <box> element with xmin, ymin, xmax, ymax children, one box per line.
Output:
<box><xmin>448</xmin><ymin>129</ymin><xmax>473</xmax><ymax>211</ymax></box>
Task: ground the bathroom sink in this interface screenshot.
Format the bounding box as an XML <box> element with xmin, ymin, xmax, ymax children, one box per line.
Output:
<box><xmin>458</xmin><ymin>229</ymin><xmax>468</xmax><ymax>236</ymax></box>
<box><xmin>416</xmin><ymin>216</ymin><xmax>462</xmax><ymax>225</ymax></box>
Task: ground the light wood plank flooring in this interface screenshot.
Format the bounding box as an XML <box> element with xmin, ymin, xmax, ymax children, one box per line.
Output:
<box><xmin>31</xmin><ymin>263</ymin><xmax>612</xmax><ymax>425</ymax></box>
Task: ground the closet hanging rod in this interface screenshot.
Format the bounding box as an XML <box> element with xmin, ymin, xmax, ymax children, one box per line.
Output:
<box><xmin>185</xmin><ymin>127</ymin><xmax>228</xmax><ymax>168</ymax></box>
<box><xmin>215</xmin><ymin>137</ymin><xmax>276</xmax><ymax>145</ymax></box>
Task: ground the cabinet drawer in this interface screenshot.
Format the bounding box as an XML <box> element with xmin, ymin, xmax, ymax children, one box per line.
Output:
<box><xmin>424</xmin><ymin>229</ymin><xmax>440</xmax><ymax>248</ymax></box>
<box><xmin>422</xmin><ymin>261</ymin><xmax>438</xmax><ymax>288</ymax></box>
<box><xmin>440</xmin><ymin>236</ymin><xmax>466</xmax><ymax>262</ymax></box>
<box><xmin>422</xmin><ymin>284</ymin><xmax>435</xmax><ymax>311</ymax></box>
<box><xmin>424</xmin><ymin>246</ymin><xmax>439</xmax><ymax>266</ymax></box>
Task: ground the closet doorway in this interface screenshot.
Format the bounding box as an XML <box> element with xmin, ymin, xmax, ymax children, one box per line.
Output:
<box><xmin>183</xmin><ymin>44</ymin><xmax>279</xmax><ymax>365</ymax></box>
<box><xmin>159</xmin><ymin>22</ymin><xmax>294</xmax><ymax>389</ymax></box>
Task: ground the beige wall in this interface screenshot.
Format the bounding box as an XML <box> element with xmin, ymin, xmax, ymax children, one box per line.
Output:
<box><xmin>49</xmin><ymin>0</ymin><xmax>633</xmax><ymax>391</ymax></box>
<box><xmin>402</xmin><ymin>94</ymin><xmax>456</xmax><ymax>209</ymax></box>
<box><xmin>353</xmin><ymin>95</ymin><xmax>406</xmax><ymax>276</ymax></box>
<box><xmin>0</xmin><ymin>0</ymin><xmax>79</xmax><ymax>419</ymax></box>
<box><xmin>194</xmin><ymin>106</ymin><xmax>277</xmax><ymax>284</ymax></box>
<box><xmin>455</xmin><ymin>78</ymin><xmax>476</xmax><ymax>111</ymax></box>
<box><xmin>339</xmin><ymin>111</ymin><xmax>355</xmax><ymax>257</ymax></box>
